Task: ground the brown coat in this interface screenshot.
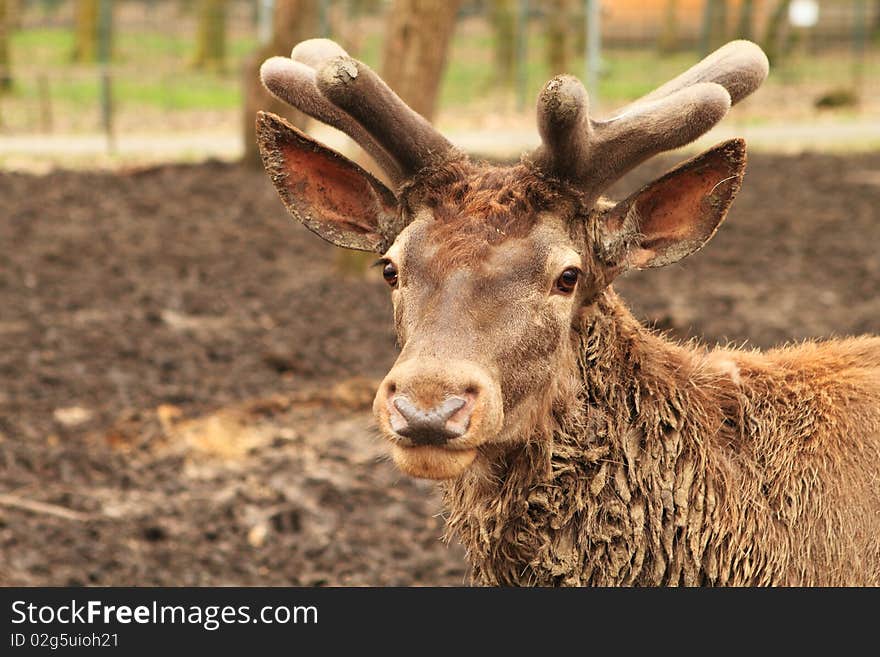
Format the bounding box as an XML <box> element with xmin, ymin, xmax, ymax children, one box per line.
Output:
<box><xmin>445</xmin><ymin>290</ymin><xmax>880</xmax><ymax>585</ymax></box>
<box><xmin>255</xmin><ymin>38</ymin><xmax>879</xmax><ymax>585</ymax></box>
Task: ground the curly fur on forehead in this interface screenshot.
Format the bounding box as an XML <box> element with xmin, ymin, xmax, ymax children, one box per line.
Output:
<box><xmin>397</xmin><ymin>159</ymin><xmax>587</xmax><ymax>267</ymax></box>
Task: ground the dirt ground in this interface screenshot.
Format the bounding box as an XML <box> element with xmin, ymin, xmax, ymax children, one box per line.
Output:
<box><xmin>1</xmin><ymin>150</ymin><xmax>879</xmax><ymax>586</ymax></box>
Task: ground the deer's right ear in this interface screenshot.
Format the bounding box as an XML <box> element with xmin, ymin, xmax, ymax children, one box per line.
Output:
<box><xmin>256</xmin><ymin>111</ymin><xmax>399</xmax><ymax>252</ymax></box>
<box><xmin>595</xmin><ymin>138</ymin><xmax>746</xmax><ymax>273</ymax></box>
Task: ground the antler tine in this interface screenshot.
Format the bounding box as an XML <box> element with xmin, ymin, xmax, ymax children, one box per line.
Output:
<box><xmin>531</xmin><ymin>75</ymin><xmax>594</xmax><ymax>183</ymax></box>
<box><xmin>315</xmin><ymin>56</ymin><xmax>458</xmax><ymax>178</ymax></box>
<box><xmin>261</xmin><ymin>39</ymin><xmax>404</xmax><ymax>184</ymax></box>
<box><xmin>261</xmin><ymin>38</ymin><xmax>456</xmax><ymax>186</ymax></box>
<box><xmin>584</xmin><ymin>81</ymin><xmax>732</xmax><ymax>201</ymax></box>
<box><xmin>530</xmin><ymin>40</ymin><xmax>768</xmax><ymax>204</ymax></box>
<box><xmin>635</xmin><ymin>40</ymin><xmax>769</xmax><ymax>106</ymax></box>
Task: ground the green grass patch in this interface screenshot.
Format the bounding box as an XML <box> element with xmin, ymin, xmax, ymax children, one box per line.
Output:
<box><xmin>11</xmin><ymin>27</ymin><xmax>76</xmax><ymax>67</ymax></box>
<box><xmin>7</xmin><ymin>26</ymin><xmax>252</xmax><ymax>115</ymax></box>
<box><xmin>4</xmin><ymin>19</ymin><xmax>876</xmax><ymax>132</ymax></box>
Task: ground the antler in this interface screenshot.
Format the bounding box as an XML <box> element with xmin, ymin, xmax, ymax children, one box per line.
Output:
<box><xmin>260</xmin><ymin>38</ymin><xmax>457</xmax><ymax>187</ymax></box>
<box><xmin>529</xmin><ymin>40</ymin><xmax>769</xmax><ymax>204</ymax></box>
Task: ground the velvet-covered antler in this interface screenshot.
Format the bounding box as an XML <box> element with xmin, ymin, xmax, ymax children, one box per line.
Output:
<box><xmin>260</xmin><ymin>38</ymin><xmax>458</xmax><ymax>187</ymax></box>
<box><xmin>529</xmin><ymin>40</ymin><xmax>768</xmax><ymax>204</ymax></box>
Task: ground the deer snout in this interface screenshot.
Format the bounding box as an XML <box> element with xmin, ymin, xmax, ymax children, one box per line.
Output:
<box><xmin>373</xmin><ymin>358</ymin><xmax>504</xmax><ymax>458</ymax></box>
<box><xmin>389</xmin><ymin>394</ymin><xmax>472</xmax><ymax>445</ymax></box>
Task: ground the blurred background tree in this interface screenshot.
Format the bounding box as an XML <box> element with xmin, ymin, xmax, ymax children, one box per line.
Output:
<box><xmin>874</xmin><ymin>0</ymin><xmax>880</xmax><ymax>42</ymax></box>
<box><xmin>763</xmin><ymin>0</ymin><xmax>792</xmax><ymax>63</ymax></box>
<box><xmin>380</xmin><ymin>0</ymin><xmax>462</xmax><ymax>120</ymax></box>
<box><xmin>701</xmin><ymin>0</ymin><xmax>729</xmax><ymax>54</ymax></box>
<box><xmin>193</xmin><ymin>0</ymin><xmax>229</xmax><ymax>70</ymax></box>
<box><xmin>489</xmin><ymin>0</ymin><xmax>516</xmax><ymax>88</ymax></box>
<box><xmin>0</xmin><ymin>0</ymin><xmax>12</xmax><ymax>92</ymax></box>
<box><xmin>736</xmin><ymin>0</ymin><xmax>754</xmax><ymax>40</ymax></box>
<box><xmin>545</xmin><ymin>0</ymin><xmax>573</xmax><ymax>75</ymax></box>
<box><xmin>72</xmin><ymin>0</ymin><xmax>98</xmax><ymax>61</ymax></box>
<box><xmin>242</xmin><ymin>0</ymin><xmax>319</xmax><ymax>168</ymax></box>
<box><xmin>659</xmin><ymin>0</ymin><xmax>680</xmax><ymax>53</ymax></box>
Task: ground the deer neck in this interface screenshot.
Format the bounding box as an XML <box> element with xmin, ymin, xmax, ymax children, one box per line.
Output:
<box><xmin>443</xmin><ymin>287</ymin><xmax>717</xmax><ymax>585</ymax></box>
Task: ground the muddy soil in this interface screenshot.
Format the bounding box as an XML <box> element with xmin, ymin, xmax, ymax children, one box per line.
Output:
<box><xmin>1</xmin><ymin>150</ymin><xmax>879</xmax><ymax>585</ymax></box>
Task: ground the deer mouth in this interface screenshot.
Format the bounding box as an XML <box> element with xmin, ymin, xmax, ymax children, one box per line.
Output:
<box><xmin>372</xmin><ymin>359</ymin><xmax>504</xmax><ymax>479</ymax></box>
<box><xmin>379</xmin><ymin>418</ymin><xmax>490</xmax><ymax>480</ymax></box>
<box><xmin>389</xmin><ymin>444</ymin><xmax>479</xmax><ymax>480</ymax></box>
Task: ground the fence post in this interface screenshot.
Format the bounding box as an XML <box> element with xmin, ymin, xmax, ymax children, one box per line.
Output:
<box><xmin>258</xmin><ymin>0</ymin><xmax>275</xmax><ymax>45</ymax></box>
<box><xmin>516</xmin><ymin>0</ymin><xmax>528</xmax><ymax>111</ymax></box>
<box><xmin>853</xmin><ymin>0</ymin><xmax>867</xmax><ymax>86</ymax></box>
<box><xmin>585</xmin><ymin>0</ymin><xmax>600</xmax><ymax>107</ymax></box>
<box><xmin>98</xmin><ymin>0</ymin><xmax>113</xmax><ymax>153</ymax></box>
<box><xmin>319</xmin><ymin>0</ymin><xmax>329</xmax><ymax>37</ymax></box>
<box><xmin>700</xmin><ymin>0</ymin><xmax>714</xmax><ymax>57</ymax></box>
<box><xmin>38</xmin><ymin>73</ymin><xmax>53</xmax><ymax>133</ymax></box>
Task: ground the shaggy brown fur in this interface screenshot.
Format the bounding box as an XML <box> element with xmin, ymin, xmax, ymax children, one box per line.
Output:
<box><xmin>400</xmin><ymin>160</ymin><xmax>581</xmax><ymax>270</ymax></box>
<box><xmin>260</xmin><ymin>121</ymin><xmax>880</xmax><ymax>584</ymax></box>
<box><xmin>444</xmin><ymin>289</ymin><xmax>880</xmax><ymax>586</ymax></box>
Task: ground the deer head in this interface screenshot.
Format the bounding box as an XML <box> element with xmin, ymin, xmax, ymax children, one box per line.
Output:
<box><xmin>257</xmin><ymin>38</ymin><xmax>768</xmax><ymax>480</ymax></box>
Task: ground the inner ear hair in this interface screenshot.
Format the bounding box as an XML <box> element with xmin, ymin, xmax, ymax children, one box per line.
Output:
<box><xmin>596</xmin><ymin>138</ymin><xmax>747</xmax><ymax>272</ymax></box>
<box><xmin>256</xmin><ymin>111</ymin><xmax>401</xmax><ymax>253</ymax></box>
<box><xmin>593</xmin><ymin>199</ymin><xmax>644</xmax><ymax>269</ymax></box>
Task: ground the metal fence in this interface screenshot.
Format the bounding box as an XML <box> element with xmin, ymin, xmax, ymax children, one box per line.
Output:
<box><xmin>0</xmin><ymin>1</ymin><xmax>877</xmax><ymax>154</ymax></box>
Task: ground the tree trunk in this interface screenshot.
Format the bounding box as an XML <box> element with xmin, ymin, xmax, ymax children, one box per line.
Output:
<box><xmin>544</xmin><ymin>0</ymin><xmax>572</xmax><ymax>75</ymax></box>
<box><xmin>193</xmin><ymin>0</ymin><xmax>228</xmax><ymax>71</ymax></box>
<box><xmin>710</xmin><ymin>0</ymin><xmax>728</xmax><ymax>49</ymax></box>
<box><xmin>73</xmin><ymin>0</ymin><xmax>99</xmax><ymax>62</ymax></box>
<box><xmin>736</xmin><ymin>0</ymin><xmax>754</xmax><ymax>40</ymax></box>
<box><xmin>658</xmin><ymin>0</ymin><xmax>679</xmax><ymax>53</ymax></box>
<box><xmin>0</xmin><ymin>0</ymin><xmax>11</xmax><ymax>92</ymax></box>
<box><xmin>870</xmin><ymin>0</ymin><xmax>880</xmax><ymax>42</ymax></box>
<box><xmin>3</xmin><ymin>0</ymin><xmax>20</xmax><ymax>28</ymax></box>
<box><xmin>489</xmin><ymin>0</ymin><xmax>516</xmax><ymax>88</ymax></box>
<box><xmin>700</xmin><ymin>0</ymin><xmax>730</xmax><ymax>54</ymax></box>
<box><xmin>763</xmin><ymin>0</ymin><xmax>792</xmax><ymax>64</ymax></box>
<box><xmin>241</xmin><ymin>0</ymin><xmax>320</xmax><ymax>169</ymax></box>
<box><xmin>380</xmin><ymin>0</ymin><xmax>462</xmax><ymax>120</ymax></box>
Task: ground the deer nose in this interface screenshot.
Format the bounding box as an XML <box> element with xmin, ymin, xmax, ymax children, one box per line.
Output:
<box><xmin>389</xmin><ymin>395</ymin><xmax>471</xmax><ymax>446</ymax></box>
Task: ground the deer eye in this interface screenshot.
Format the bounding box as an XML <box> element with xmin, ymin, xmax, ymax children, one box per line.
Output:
<box><xmin>554</xmin><ymin>267</ymin><xmax>580</xmax><ymax>294</ymax></box>
<box><xmin>382</xmin><ymin>261</ymin><xmax>399</xmax><ymax>287</ymax></box>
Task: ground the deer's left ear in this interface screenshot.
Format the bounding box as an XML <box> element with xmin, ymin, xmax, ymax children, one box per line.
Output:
<box><xmin>256</xmin><ymin>111</ymin><xmax>400</xmax><ymax>252</ymax></box>
<box><xmin>597</xmin><ymin>138</ymin><xmax>746</xmax><ymax>271</ymax></box>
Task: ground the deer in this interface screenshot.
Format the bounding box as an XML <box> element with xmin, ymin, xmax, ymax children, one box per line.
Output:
<box><xmin>255</xmin><ymin>38</ymin><xmax>880</xmax><ymax>586</ymax></box>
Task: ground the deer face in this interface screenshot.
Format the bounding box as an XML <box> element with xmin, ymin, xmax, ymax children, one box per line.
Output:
<box><xmin>256</xmin><ymin>38</ymin><xmax>767</xmax><ymax>479</ymax></box>
<box><xmin>374</xmin><ymin>197</ymin><xmax>587</xmax><ymax>478</ymax></box>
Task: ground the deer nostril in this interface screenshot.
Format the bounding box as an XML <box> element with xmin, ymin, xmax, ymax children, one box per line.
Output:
<box><xmin>390</xmin><ymin>394</ymin><xmax>472</xmax><ymax>446</ymax></box>
<box><xmin>435</xmin><ymin>396</ymin><xmax>466</xmax><ymax>419</ymax></box>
